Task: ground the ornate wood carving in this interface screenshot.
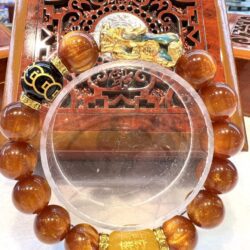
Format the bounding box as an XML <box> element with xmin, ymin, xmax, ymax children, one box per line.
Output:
<box><xmin>73</xmin><ymin>68</ymin><xmax>182</xmax><ymax>110</ymax></box>
<box><xmin>32</xmin><ymin>0</ymin><xmax>208</xmax><ymax>113</ymax></box>
<box><xmin>39</xmin><ymin>0</ymin><xmax>206</xmax><ymax>60</ymax></box>
<box><xmin>52</xmin><ymin>66</ymin><xmax>195</xmax><ymax>131</ymax></box>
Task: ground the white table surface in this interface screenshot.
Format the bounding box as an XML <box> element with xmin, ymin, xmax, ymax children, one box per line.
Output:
<box><xmin>1</xmin><ymin>119</ymin><xmax>250</xmax><ymax>250</ymax></box>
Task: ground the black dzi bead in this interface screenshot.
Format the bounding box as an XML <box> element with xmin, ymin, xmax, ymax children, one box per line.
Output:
<box><xmin>21</xmin><ymin>61</ymin><xmax>64</xmax><ymax>103</ymax></box>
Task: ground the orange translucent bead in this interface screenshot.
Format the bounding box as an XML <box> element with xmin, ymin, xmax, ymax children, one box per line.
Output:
<box><xmin>163</xmin><ymin>216</ymin><xmax>197</xmax><ymax>250</ymax></box>
<box><xmin>34</xmin><ymin>205</ymin><xmax>71</xmax><ymax>244</ymax></box>
<box><xmin>58</xmin><ymin>31</ymin><xmax>99</xmax><ymax>74</ymax></box>
<box><xmin>12</xmin><ymin>175</ymin><xmax>51</xmax><ymax>214</ymax></box>
<box><xmin>175</xmin><ymin>50</ymin><xmax>217</xmax><ymax>89</ymax></box>
<box><xmin>206</xmin><ymin>158</ymin><xmax>238</xmax><ymax>194</ymax></box>
<box><xmin>0</xmin><ymin>141</ymin><xmax>37</xmax><ymax>180</ymax></box>
<box><xmin>213</xmin><ymin>121</ymin><xmax>244</xmax><ymax>158</ymax></box>
<box><xmin>0</xmin><ymin>102</ymin><xmax>40</xmax><ymax>141</ymax></box>
<box><xmin>199</xmin><ymin>83</ymin><xmax>237</xmax><ymax>120</ymax></box>
<box><xmin>187</xmin><ymin>190</ymin><xmax>224</xmax><ymax>228</ymax></box>
<box><xmin>65</xmin><ymin>224</ymin><xmax>99</xmax><ymax>250</ymax></box>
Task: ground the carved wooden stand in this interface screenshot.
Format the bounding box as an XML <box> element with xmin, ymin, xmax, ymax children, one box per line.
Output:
<box><xmin>2</xmin><ymin>0</ymin><xmax>247</xmax><ymax>150</ymax></box>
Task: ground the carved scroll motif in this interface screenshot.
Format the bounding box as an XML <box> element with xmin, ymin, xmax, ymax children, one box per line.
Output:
<box><xmin>72</xmin><ymin>68</ymin><xmax>186</xmax><ymax>112</ymax></box>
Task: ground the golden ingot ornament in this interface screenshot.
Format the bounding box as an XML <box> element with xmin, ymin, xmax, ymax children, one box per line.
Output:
<box><xmin>100</xmin><ymin>229</ymin><xmax>169</xmax><ymax>250</ymax></box>
<box><xmin>100</xmin><ymin>24</ymin><xmax>183</xmax><ymax>68</ymax></box>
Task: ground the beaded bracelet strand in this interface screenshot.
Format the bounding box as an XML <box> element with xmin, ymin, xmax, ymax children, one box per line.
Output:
<box><xmin>0</xmin><ymin>31</ymin><xmax>244</xmax><ymax>250</ymax></box>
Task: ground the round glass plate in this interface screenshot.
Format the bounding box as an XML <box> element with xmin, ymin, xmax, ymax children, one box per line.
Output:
<box><xmin>41</xmin><ymin>60</ymin><xmax>213</xmax><ymax>231</ymax></box>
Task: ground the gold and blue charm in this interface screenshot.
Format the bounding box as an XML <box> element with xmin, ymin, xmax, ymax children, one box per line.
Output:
<box><xmin>100</xmin><ymin>24</ymin><xmax>183</xmax><ymax>68</ymax></box>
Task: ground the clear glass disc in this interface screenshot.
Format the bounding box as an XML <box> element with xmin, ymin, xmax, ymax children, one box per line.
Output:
<box><xmin>41</xmin><ymin>60</ymin><xmax>213</xmax><ymax>231</ymax></box>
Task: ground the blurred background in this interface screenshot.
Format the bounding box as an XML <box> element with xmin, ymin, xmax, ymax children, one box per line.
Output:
<box><xmin>226</xmin><ymin>0</ymin><xmax>250</xmax><ymax>14</ymax></box>
<box><xmin>0</xmin><ymin>0</ymin><xmax>14</xmax><ymax>25</ymax></box>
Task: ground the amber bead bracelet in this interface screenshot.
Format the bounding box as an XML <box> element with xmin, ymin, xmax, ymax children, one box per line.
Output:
<box><xmin>0</xmin><ymin>31</ymin><xmax>244</xmax><ymax>250</ymax></box>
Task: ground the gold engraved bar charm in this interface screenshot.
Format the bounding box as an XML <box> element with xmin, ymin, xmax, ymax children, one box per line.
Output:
<box><xmin>108</xmin><ymin>229</ymin><xmax>161</xmax><ymax>250</ymax></box>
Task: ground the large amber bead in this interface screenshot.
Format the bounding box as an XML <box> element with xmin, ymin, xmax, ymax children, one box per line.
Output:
<box><xmin>12</xmin><ymin>175</ymin><xmax>51</xmax><ymax>214</ymax></box>
<box><xmin>0</xmin><ymin>141</ymin><xmax>37</xmax><ymax>180</ymax></box>
<box><xmin>199</xmin><ymin>83</ymin><xmax>237</xmax><ymax>120</ymax></box>
<box><xmin>0</xmin><ymin>102</ymin><xmax>40</xmax><ymax>141</ymax></box>
<box><xmin>65</xmin><ymin>224</ymin><xmax>99</xmax><ymax>250</ymax></box>
<box><xmin>163</xmin><ymin>216</ymin><xmax>197</xmax><ymax>250</ymax></box>
<box><xmin>187</xmin><ymin>190</ymin><xmax>224</xmax><ymax>228</ymax></box>
<box><xmin>34</xmin><ymin>205</ymin><xmax>71</xmax><ymax>244</ymax></box>
<box><xmin>213</xmin><ymin>121</ymin><xmax>244</xmax><ymax>158</ymax></box>
<box><xmin>175</xmin><ymin>50</ymin><xmax>217</xmax><ymax>89</ymax></box>
<box><xmin>58</xmin><ymin>31</ymin><xmax>99</xmax><ymax>74</ymax></box>
<box><xmin>205</xmin><ymin>158</ymin><xmax>238</xmax><ymax>194</ymax></box>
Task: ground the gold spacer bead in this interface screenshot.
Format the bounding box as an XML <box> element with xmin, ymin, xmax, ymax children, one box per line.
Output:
<box><xmin>99</xmin><ymin>234</ymin><xmax>110</xmax><ymax>250</ymax></box>
<box><xmin>154</xmin><ymin>228</ymin><xmax>170</xmax><ymax>250</ymax></box>
<box><xmin>51</xmin><ymin>56</ymin><xmax>69</xmax><ymax>76</ymax></box>
<box><xmin>20</xmin><ymin>94</ymin><xmax>42</xmax><ymax>110</ymax></box>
